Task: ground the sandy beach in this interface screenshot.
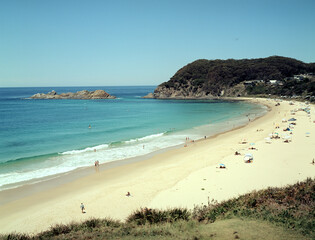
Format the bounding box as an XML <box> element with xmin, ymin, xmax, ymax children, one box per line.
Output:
<box><xmin>0</xmin><ymin>98</ymin><xmax>314</xmax><ymax>235</ymax></box>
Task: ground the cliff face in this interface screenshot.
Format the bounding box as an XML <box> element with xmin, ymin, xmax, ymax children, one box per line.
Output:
<box><xmin>150</xmin><ymin>82</ymin><xmax>247</xmax><ymax>99</ymax></box>
<box><xmin>31</xmin><ymin>90</ymin><xmax>116</xmax><ymax>99</ymax></box>
<box><xmin>145</xmin><ymin>56</ymin><xmax>315</xmax><ymax>99</ymax></box>
<box><xmin>151</xmin><ymin>82</ymin><xmax>216</xmax><ymax>99</ymax></box>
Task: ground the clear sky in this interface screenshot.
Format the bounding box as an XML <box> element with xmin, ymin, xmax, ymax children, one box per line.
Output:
<box><xmin>1</xmin><ymin>0</ymin><xmax>315</xmax><ymax>87</ymax></box>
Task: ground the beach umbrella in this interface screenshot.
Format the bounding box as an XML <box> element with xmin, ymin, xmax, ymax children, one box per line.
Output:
<box><xmin>272</xmin><ymin>132</ymin><xmax>279</xmax><ymax>137</ymax></box>
<box><xmin>265</xmin><ymin>137</ymin><xmax>272</xmax><ymax>143</ymax></box>
<box><xmin>282</xmin><ymin>134</ymin><xmax>291</xmax><ymax>141</ymax></box>
<box><xmin>244</xmin><ymin>153</ymin><xmax>253</xmax><ymax>161</ymax></box>
<box><xmin>219</xmin><ymin>163</ymin><xmax>226</xmax><ymax>168</ymax></box>
<box><xmin>250</xmin><ymin>143</ymin><xmax>255</xmax><ymax>146</ymax></box>
<box><xmin>288</xmin><ymin>118</ymin><xmax>297</xmax><ymax>121</ymax></box>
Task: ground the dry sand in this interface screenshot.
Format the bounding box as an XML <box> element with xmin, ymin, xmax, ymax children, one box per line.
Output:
<box><xmin>0</xmin><ymin>98</ymin><xmax>314</xmax><ymax>235</ymax></box>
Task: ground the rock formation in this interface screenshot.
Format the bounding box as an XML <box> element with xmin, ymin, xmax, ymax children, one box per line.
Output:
<box><xmin>30</xmin><ymin>90</ymin><xmax>116</xmax><ymax>99</ymax></box>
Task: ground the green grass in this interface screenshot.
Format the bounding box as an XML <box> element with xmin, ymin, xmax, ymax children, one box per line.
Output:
<box><xmin>1</xmin><ymin>178</ymin><xmax>314</xmax><ymax>240</ymax></box>
<box><xmin>192</xmin><ymin>177</ymin><xmax>315</xmax><ymax>236</ymax></box>
<box><xmin>2</xmin><ymin>218</ymin><xmax>310</xmax><ymax>240</ymax></box>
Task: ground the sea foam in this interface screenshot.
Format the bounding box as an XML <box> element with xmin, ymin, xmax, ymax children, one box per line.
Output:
<box><xmin>0</xmin><ymin>108</ymin><xmax>267</xmax><ymax>191</ymax></box>
<box><xmin>61</xmin><ymin>144</ymin><xmax>109</xmax><ymax>155</ymax></box>
<box><xmin>0</xmin><ymin>131</ymin><xmax>187</xmax><ymax>190</ymax></box>
<box><xmin>124</xmin><ymin>132</ymin><xmax>165</xmax><ymax>144</ymax></box>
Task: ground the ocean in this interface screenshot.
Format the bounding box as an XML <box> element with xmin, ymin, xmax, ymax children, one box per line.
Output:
<box><xmin>0</xmin><ymin>86</ymin><xmax>267</xmax><ymax>191</ymax></box>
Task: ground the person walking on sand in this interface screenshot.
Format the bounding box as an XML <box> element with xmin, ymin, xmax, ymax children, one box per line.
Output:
<box><xmin>80</xmin><ymin>203</ymin><xmax>85</xmax><ymax>213</ymax></box>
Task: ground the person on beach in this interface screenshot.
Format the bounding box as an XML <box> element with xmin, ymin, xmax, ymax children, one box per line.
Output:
<box><xmin>126</xmin><ymin>191</ymin><xmax>131</xmax><ymax>197</ymax></box>
<box><xmin>94</xmin><ymin>160</ymin><xmax>100</xmax><ymax>170</ymax></box>
<box><xmin>80</xmin><ymin>203</ymin><xmax>85</xmax><ymax>213</ymax></box>
<box><xmin>94</xmin><ymin>161</ymin><xmax>100</xmax><ymax>172</ymax></box>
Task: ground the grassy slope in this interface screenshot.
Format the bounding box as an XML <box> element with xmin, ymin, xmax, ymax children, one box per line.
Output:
<box><xmin>2</xmin><ymin>219</ymin><xmax>310</xmax><ymax>240</ymax></box>
<box><xmin>1</xmin><ymin>178</ymin><xmax>314</xmax><ymax>240</ymax></box>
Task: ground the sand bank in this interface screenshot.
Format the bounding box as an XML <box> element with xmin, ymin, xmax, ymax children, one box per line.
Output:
<box><xmin>0</xmin><ymin>98</ymin><xmax>314</xmax><ymax>234</ymax></box>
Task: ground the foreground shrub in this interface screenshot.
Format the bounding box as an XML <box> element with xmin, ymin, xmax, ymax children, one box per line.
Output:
<box><xmin>37</xmin><ymin>218</ymin><xmax>121</xmax><ymax>238</ymax></box>
<box><xmin>126</xmin><ymin>207</ymin><xmax>190</xmax><ymax>225</ymax></box>
<box><xmin>192</xmin><ymin>177</ymin><xmax>315</xmax><ymax>235</ymax></box>
<box><xmin>2</xmin><ymin>233</ymin><xmax>31</xmax><ymax>240</ymax></box>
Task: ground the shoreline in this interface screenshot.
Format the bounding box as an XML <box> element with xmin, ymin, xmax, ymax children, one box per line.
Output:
<box><xmin>1</xmin><ymin>97</ymin><xmax>314</xmax><ymax>234</ymax></box>
<box><xmin>0</xmin><ymin>143</ymin><xmax>185</xmax><ymax>205</ymax></box>
<box><xmin>0</xmin><ymin>98</ymin><xmax>266</xmax><ymax>198</ymax></box>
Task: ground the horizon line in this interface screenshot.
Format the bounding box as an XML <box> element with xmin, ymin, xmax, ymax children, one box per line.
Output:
<box><xmin>0</xmin><ymin>85</ymin><xmax>158</xmax><ymax>88</ymax></box>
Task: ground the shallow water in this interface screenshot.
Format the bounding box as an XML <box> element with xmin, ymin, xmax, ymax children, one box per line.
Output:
<box><xmin>0</xmin><ymin>86</ymin><xmax>267</xmax><ymax>190</ymax></box>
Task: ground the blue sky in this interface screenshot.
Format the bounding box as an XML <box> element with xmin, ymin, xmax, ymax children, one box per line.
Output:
<box><xmin>1</xmin><ymin>0</ymin><xmax>315</xmax><ymax>87</ymax></box>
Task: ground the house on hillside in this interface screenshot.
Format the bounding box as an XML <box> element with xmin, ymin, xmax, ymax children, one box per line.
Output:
<box><xmin>243</xmin><ymin>80</ymin><xmax>264</xmax><ymax>86</ymax></box>
<box><xmin>269</xmin><ymin>80</ymin><xmax>283</xmax><ymax>85</ymax></box>
<box><xmin>293</xmin><ymin>74</ymin><xmax>311</xmax><ymax>81</ymax></box>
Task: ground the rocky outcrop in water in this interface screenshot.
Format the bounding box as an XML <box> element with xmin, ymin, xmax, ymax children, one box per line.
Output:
<box><xmin>30</xmin><ymin>90</ymin><xmax>116</xmax><ymax>99</ymax></box>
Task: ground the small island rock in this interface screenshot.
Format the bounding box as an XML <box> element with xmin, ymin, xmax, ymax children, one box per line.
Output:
<box><xmin>30</xmin><ymin>90</ymin><xmax>116</xmax><ymax>99</ymax></box>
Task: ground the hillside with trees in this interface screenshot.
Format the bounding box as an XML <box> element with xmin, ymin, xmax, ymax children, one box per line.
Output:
<box><xmin>146</xmin><ymin>56</ymin><xmax>315</xmax><ymax>101</ymax></box>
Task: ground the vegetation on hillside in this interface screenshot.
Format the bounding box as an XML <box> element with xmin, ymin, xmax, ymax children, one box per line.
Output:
<box><xmin>1</xmin><ymin>178</ymin><xmax>314</xmax><ymax>240</ymax></box>
<box><xmin>158</xmin><ymin>56</ymin><xmax>315</xmax><ymax>99</ymax></box>
<box><xmin>246</xmin><ymin>76</ymin><xmax>315</xmax><ymax>99</ymax></box>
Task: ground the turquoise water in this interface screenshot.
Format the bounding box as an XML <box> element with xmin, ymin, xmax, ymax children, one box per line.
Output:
<box><xmin>0</xmin><ymin>86</ymin><xmax>267</xmax><ymax>190</ymax></box>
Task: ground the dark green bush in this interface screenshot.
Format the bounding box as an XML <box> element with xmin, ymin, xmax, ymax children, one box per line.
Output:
<box><xmin>2</xmin><ymin>233</ymin><xmax>31</xmax><ymax>240</ymax></box>
<box><xmin>126</xmin><ymin>208</ymin><xmax>191</xmax><ymax>225</ymax></box>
